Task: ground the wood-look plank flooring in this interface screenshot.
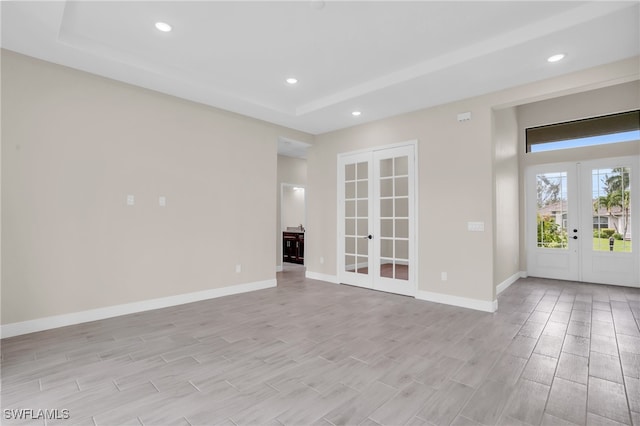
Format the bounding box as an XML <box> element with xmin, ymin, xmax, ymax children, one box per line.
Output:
<box><xmin>2</xmin><ymin>267</ymin><xmax>640</xmax><ymax>426</ymax></box>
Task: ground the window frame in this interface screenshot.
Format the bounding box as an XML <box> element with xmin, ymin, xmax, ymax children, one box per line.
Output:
<box><xmin>526</xmin><ymin>110</ymin><xmax>640</xmax><ymax>153</ymax></box>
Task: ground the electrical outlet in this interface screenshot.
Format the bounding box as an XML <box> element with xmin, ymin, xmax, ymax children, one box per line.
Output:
<box><xmin>320</xmin><ymin>257</ymin><xmax>325</xmax><ymax>264</ymax></box>
<box><xmin>441</xmin><ymin>272</ymin><xmax>448</xmax><ymax>281</ymax></box>
<box><xmin>235</xmin><ymin>264</ymin><xmax>241</xmax><ymax>273</ymax></box>
<box><xmin>159</xmin><ymin>196</ymin><xmax>166</xmax><ymax>207</ymax></box>
<box><xmin>126</xmin><ymin>195</ymin><xmax>135</xmax><ymax>206</ymax></box>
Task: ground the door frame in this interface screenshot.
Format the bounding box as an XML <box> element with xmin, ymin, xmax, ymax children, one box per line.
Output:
<box><xmin>525</xmin><ymin>155</ymin><xmax>639</xmax><ymax>287</ymax></box>
<box><xmin>336</xmin><ymin>140</ymin><xmax>419</xmax><ymax>296</ymax></box>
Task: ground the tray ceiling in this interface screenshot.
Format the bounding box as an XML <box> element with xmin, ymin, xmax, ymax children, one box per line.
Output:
<box><xmin>2</xmin><ymin>1</ymin><xmax>639</xmax><ymax>134</ymax></box>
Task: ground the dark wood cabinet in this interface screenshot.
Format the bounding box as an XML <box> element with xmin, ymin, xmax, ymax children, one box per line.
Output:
<box><xmin>283</xmin><ymin>232</ymin><xmax>304</xmax><ymax>264</ymax></box>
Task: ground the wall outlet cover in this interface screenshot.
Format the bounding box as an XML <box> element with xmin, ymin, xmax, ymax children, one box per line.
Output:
<box><xmin>467</xmin><ymin>221</ymin><xmax>485</xmax><ymax>232</ymax></box>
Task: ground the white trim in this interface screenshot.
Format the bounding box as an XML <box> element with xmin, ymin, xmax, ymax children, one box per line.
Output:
<box><xmin>0</xmin><ymin>279</ymin><xmax>277</xmax><ymax>339</ymax></box>
<box><xmin>305</xmin><ymin>271</ymin><xmax>340</xmax><ymax>284</ymax></box>
<box><xmin>416</xmin><ymin>290</ymin><xmax>498</xmax><ymax>313</ymax></box>
<box><xmin>413</xmin><ymin>140</ymin><xmax>420</xmax><ymax>300</ymax></box>
<box><xmin>496</xmin><ymin>271</ymin><xmax>525</xmax><ymax>295</ymax></box>
<box><xmin>276</xmin><ymin>265</ymin><xmax>283</xmax><ymax>272</ymax></box>
<box><xmin>336</xmin><ymin>139</ymin><xmax>419</xmax><ymax>157</ymax></box>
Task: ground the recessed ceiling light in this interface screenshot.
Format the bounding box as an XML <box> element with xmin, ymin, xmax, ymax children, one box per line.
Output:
<box><xmin>547</xmin><ymin>53</ymin><xmax>566</xmax><ymax>63</ymax></box>
<box><xmin>286</xmin><ymin>78</ymin><xmax>298</xmax><ymax>85</ymax></box>
<box><xmin>352</xmin><ymin>111</ymin><xmax>362</xmax><ymax>117</ymax></box>
<box><xmin>155</xmin><ymin>22</ymin><xmax>172</xmax><ymax>32</ymax></box>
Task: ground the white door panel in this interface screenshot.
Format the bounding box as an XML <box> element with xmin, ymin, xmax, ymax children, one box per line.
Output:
<box><xmin>339</xmin><ymin>152</ymin><xmax>373</xmax><ymax>289</ymax></box>
<box><xmin>580</xmin><ymin>157</ymin><xmax>638</xmax><ymax>286</ymax></box>
<box><xmin>526</xmin><ymin>164</ymin><xmax>579</xmax><ymax>281</ymax></box>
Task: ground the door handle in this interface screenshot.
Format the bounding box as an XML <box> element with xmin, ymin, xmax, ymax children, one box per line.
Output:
<box><xmin>363</xmin><ymin>235</ymin><xmax>373</xmax><ymax>239</ymax></box>
<box><xmin>573</xmin><ymin>229</ymin><xmax>578</xmax><ymax>233</ymax></box>
<box><xmin>573</xmin><ymin>236</ymin><xmax>578</xmax><ymax>240</ymax></box>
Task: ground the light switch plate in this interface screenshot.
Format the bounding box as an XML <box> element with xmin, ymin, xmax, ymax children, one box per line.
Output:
<box><xmin>126</xmin><ymin>195</ymin><xmax>135</xmax><ymax>206</ymax></box>
<box><xmin>457</xmin><ymin>111</ymin><xmax>472</xmax><ymax>122</ymax></box>
<box><xmin>468</xmin><ymin>221</ymin><xmax>485</xmax><ymax>232</ymax></box>
<box><xmin>159</xmin><ymin>196</ymin><xmax>166</xmax><ymax>207</ymax></box>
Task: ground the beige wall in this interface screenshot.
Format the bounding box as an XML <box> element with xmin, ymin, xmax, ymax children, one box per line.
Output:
<box><xmin>307</xmin><ymin>56</ymin><xmax>639</xmax><ymax>304</ymax></box>
<box><xmin>516</xmin><ymin>81</ymin><xmax>640</xmax><ymax>270</ymax></box>
<box><xmin>493</xmin><ymin>107</ymin><xmax>520</xmax><ymax>289</ymax></box>
<box><xmin>309</xmin><ymin>101</ymin><xmax>496</xmax><ymax>302</ymax></box>
<box><xmin>282</xmin><ymin>186</ymin><xmax>305</xmax><ymax>229</ymax></box>
<box><xmin>276</xmin><ymin>155</ymin><xmax>307</xmax><ymax>268</ymax></box>
<box><xmin>1</xmin><ymin>50</ymin><xmax>312</xmax><ymax>325</ymax></box>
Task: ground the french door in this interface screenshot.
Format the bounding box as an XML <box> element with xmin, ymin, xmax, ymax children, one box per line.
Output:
<box><xmin>526</xmin><ymin>156</ymin><xmax>639</xmax><ymax>287</ymax></box>
<box><xmin>338</xmin><ymin>143</ymin><xmax>416</xmax><ymax>296</ymax></box>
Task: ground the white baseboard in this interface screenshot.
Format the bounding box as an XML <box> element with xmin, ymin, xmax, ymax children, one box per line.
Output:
<box><xmin>0</xmin><ymin>279</ymin><xmax>277</xmax><ymax>339</ymax></box>
<box><xmin>305</xmin><ymin>271</ymin><xmax>340</xmax><ymax>284</ymax></box>
<box><xmin>416</xmin><ymin>290</ymin><xmax>498</xmax><ymax>313</ymax></box>
<box><xmin>496</xmin><ymin>271</ymin><xmax>526</xmax><ymax>295</ymax></box>
<box><xmin>276</xmin><ymin>265</ymin><xmax>283</xmax><ymax>272</ymax></box>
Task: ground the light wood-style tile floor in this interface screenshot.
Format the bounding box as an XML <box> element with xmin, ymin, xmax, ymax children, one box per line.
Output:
<box><xmin>2</xmin><ymin>269</ymin><xmax>640</xmax><ymax>426</ymax></box>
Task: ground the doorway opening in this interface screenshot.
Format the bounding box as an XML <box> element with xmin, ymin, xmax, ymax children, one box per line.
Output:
<box><xmin>281</xmin><ymin>183</ymin><xmax>306</xmax><ymax>269</ymax></box>
<box><xmin>526</xmin><ymin>156</ymin><xmax>638</xmax><ymax>287</ymax></box>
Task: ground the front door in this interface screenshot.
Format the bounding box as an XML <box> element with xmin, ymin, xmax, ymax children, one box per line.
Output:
<box><xmin>338</xmin><ymin>143</ymin><xmax>416</xmax><ymax>296</ymax></box>
<box><xmin>527</xmin><ymin>156</ymin><xmax>638</xmax><ymax>287</ymax></box>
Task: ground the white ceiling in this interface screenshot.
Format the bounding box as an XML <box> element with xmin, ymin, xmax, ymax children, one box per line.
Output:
<box><xmin>2</xmin><ymin>1</ymin><xmax>639</xmax><ymax>138</ymax></box>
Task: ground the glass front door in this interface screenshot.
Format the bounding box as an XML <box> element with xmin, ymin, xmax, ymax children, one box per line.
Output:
<box><xmin>527</xmin><ymin>156</ymin><xmax>639</xmax><ymax>287</ymax></box>
<box><xmin>581</xmin><ymin>159</ymin><xmax>637</xmax><ymax>286</ymax></box>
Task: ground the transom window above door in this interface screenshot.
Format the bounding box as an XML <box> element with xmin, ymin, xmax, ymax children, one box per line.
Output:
<box><xmin>526</xmin><ymin>110</ymin><xmax>640</xmax><ymax>153</ymax></box>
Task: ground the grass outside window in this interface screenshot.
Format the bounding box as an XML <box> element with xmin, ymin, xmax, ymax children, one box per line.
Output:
<box><xmin>593</xmin><ymin>237</ymin><xmax>632</xmax><ymax>252</ymax></box>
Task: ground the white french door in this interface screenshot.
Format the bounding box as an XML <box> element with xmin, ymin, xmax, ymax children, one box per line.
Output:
<box><xmin>526</xmin><ymin>156</ymin><xmax>639</xmax><ymax>287</ymax></box>
<box><xmin>338</xmin><ymin>143</ymin><xmax>416</xmax><ymax>296</ymax></box>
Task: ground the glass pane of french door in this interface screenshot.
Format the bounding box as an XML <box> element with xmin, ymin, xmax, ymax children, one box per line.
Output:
<box><xmin>379</xmin><ymin>155</ymin><xmax>409</xmax><ymax>280</ymax></box>
<box><xmin>591</xmin><ymin>166</ymin><xmax>632</xmax><ymax>252</ymax></box>
<box><xmin>535</xmin><ymin>172</ymin><xmax>569</xmax><ymax>249</ymax></box>
<box><xmin>344</xmin><ymin>161</ymin><xmax>369</xmax><ymax>275</ymax></box>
